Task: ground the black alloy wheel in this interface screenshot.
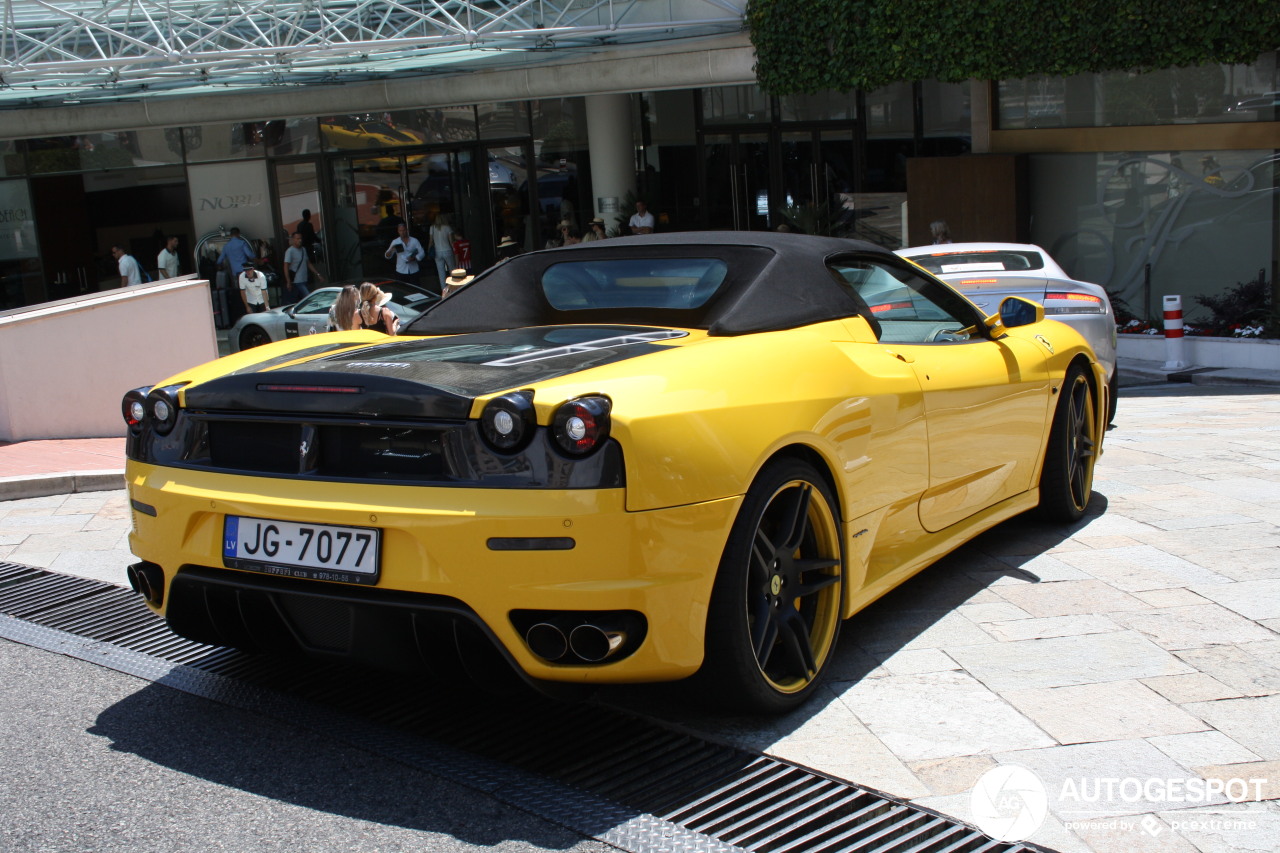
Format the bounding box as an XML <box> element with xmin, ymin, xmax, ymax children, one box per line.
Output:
<box><xmin>701</xmin><ymin>458</ymin><xmax>843</xmax><ymax>713</ymax></box>
<box><xmin>238</xmin><ymin>325</ymin><xmax>272</xmax><ymax>351</ymax></box>
<box><xmin>1038</xmin><ymin>364</ymin><xmax>1099</xmax><ymax>522</ymax></box>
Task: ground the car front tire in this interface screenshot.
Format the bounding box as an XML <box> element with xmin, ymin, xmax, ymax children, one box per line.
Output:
<box><xmin>701</xmin><ymin>458</ymin><xmax>843</xmax><ymax>714</ymax></box>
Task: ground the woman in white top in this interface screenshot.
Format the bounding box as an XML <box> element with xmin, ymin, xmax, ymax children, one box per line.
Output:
<box><xmin>428</xmin><ymin>213</ymin><xmax>456</xmax><ymax>290</ymax></box>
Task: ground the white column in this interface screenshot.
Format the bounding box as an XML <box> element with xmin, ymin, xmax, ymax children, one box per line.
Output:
<box><xmin>585</xmin><ymin>94</ymin><xmax>636</xmax><ymax>226</ymax></box>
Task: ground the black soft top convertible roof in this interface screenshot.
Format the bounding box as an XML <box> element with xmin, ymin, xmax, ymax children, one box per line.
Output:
<box><xmin>404</xmin><ymin>232</ymin><xmax>891</xmax><ymax>337</ymax></box>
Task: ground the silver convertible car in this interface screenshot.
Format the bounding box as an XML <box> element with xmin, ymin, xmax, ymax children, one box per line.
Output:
<box><xmin>230</xmin><ymin>278</ymin><xmax>439</xmax><ymax>352</ymax></box>
<box><xmin>897</xmin><ymin>242</ymin><xmax>1118</xmax><ymax>421</ymax></box>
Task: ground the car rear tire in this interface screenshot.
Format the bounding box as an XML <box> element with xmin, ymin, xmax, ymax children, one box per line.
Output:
<box><xmin>1038</xmin><ymin>364</ymin><xmax>1099</xmax><ymax>522</ymax></box>
<box><xmin>701</xmin><ymin>458</ymin><xmax>843</xmax><ymax>714</ymax></box>
<box><xmin>238</xmin><ymin>325</ymin><xmax>271</xmax><ymax>350</ymax></box>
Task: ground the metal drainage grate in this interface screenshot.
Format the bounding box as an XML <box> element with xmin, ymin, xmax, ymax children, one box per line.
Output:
<box><xmin>0</xmin><ymin>562</ymin><xmax>1043</xmax><ymax>853</ymax></box>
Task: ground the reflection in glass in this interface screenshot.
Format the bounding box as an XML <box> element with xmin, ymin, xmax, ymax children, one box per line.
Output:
<box><xmin>702</xmin><ymin>133</ymin><xmax>770</xmax><ymax>230</ymax></box>
<box><xmin>477</xmin><ymin>102</ymin><xmax>528</xmax><ymax>139</ymax></box>
<box><xmin>865</xmin><ymin>82</ymin><xmax>914</xmax><ymax>193</ymax></box>
<box><xmin>532</xmin><ymin>98</ymin><xmax>589</xmax><ymax>245</ymax></box>
<box><xmin>921</xmin><ymin>80</ymin><xmax>971</xmax><ymax>157</ymax></box>
<box><xmin>638</xmin><ymin>90</ymin><xmax>697</xmax><ymax>233</ymax></box>
<box><xmin>999</xmin><ymin>52</ymin><xmax>1279</xmax><ymax>128</ymax></box>
<box><xmin>24</xmin><ymin>129</ymin><xmax>183</xmax><ymax>172</ymax></box>
<box><xmin>387</xmin><ymin>106</ymin><xmax>478</xmax><ymax>144</ymax></box>
<box><xmin>1030</xmin><ymin>149</ymin><xmax>1277</xmax><ymax>326</ymax></box>
<box><xmin>275</xmin><ymin>161</ymin><xmax>323</xmax><ymax>273</ymax></box>
<box><xmin>180</xmin><ymin>122</ymin><xmax>289</xmax><ymax>161</ymax></box>
<box><xmin>779</xmin><ymin>90</ymin><xmax>856</xmax><ymax>123</ymax></box>
<box><xmin>0</xmin><ymin>140</ymin><xmax>22</xmax><ymax>177</ymax></box>
<box><xmin>489</xmin><ymin>145</ymin><xmax>532</xmax><ymax>253</ymax></box>
<box><xmin>701</xmin><ymin>85</ymin><xmax>771</xmax><ymax>124</ymax></box>
<box><xmin>0</xmin><ymin>178</ymin><xmax>39</xmax><ymax>310</ymax></box>
<box><xmin>262</xmin><ymin>118</ymin><xmax>319</xmax><ymax>156</ymax></box>
<box><xmin>319</xmin><ymin>114</ymin><xmax>425</xmax><ymax>155</ymax></box>
<box><xmin>328</xmin><ymin>157</ymin><xmax>407</xmax><ymax>280</ymax></box>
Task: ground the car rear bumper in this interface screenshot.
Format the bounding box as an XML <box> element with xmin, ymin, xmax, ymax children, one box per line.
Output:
<box><xmin>125</xmin><ymin>460</ymin><xmax>741</xmax><ymax>684</ymax></box>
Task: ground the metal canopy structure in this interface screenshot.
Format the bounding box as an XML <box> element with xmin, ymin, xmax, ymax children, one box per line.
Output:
<box><xmin>0</xmin><ymin>0</ymin><xmax>747</xmax><ymax>107</ymax></box>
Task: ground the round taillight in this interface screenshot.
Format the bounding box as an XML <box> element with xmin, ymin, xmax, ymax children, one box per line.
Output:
<box><xmin>551</xmin><ymin>396</ymin><xmax>611</xmax><ymax>457</ymax></box>
<box><xmin>147</xmin><ymin>387</ymin><xmax>181</xmax><ymax>435</ymax></box>
<box><xmin>122</xmin><ymin>387</ymin><xmax>151</xmax><ymax>428</ymax></box>
<box><xmin>480</xmin><ymin>391</ymin><xmax>536</xmax><ymax>454</ymax></box>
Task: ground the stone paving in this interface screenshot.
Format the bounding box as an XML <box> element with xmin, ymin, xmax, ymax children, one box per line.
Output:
<box><xmin>1</xmin><ymin>386</ymin><xmax>1279</xmax><ymax>852</ymax></box>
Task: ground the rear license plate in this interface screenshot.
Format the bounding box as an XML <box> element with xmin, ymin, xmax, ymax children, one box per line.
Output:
<box><xmin>223</xmin><ymin>516</ymin><xmax>380</xmax><ymax>585</ymax></box>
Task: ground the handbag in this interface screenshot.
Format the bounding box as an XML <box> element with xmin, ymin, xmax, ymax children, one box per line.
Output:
<box><xmin>428</xmin><ymin>242</ymin><xmax>437</xmax><ymax>260</ymax></box>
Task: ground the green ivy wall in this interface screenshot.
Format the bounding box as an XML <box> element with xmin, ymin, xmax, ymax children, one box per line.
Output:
<box><xmin>747</xmin><ymin>0</ymin><xmax>1280</xmax><ymax>94</ymax></box>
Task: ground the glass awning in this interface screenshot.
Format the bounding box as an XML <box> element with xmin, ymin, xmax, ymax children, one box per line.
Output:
<box><xmin>0</xmin><ymin>0</ymin><xmax>747</xmax><ymax>108</ymax></box>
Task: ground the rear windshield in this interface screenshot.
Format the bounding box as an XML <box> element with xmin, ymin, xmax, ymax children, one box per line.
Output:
<box><xmin>542</xmin><ymin>258</ymin><xmax>729</xmax><ymax>311</ymax></box>
<box><xmin>909</xmin><ymin>250</ymin><xmax>1046</xmax><ymax>274</ymax></box>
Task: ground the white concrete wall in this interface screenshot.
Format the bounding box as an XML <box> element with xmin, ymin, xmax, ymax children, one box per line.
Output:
<box><xmin>0</xmin><ymin>277</ymin><xmax>218</xmax><ymax>441</ymax></box>
<box><xmin>1118</xmin><ymin>334</ymin><xmax>1280</xmax><ymax>370</ymax></box>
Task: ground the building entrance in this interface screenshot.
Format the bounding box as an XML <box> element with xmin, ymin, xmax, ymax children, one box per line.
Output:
<box><xmin>329</xmin><ymin>144</ymin><xmax>523</xmax><ymax>289</ymax></box>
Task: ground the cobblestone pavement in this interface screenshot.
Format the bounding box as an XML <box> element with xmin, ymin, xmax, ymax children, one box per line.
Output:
<box><xmin>2</xmin><ymin>387</ymin><xmax>1279</xmax><ymax>852</ymax></box>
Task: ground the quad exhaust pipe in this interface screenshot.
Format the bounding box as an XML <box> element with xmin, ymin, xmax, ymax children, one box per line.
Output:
<box><xmin>569</xmin><ymin>624</ymin><xmax>625</xmax><ymax>663</ymax></box>
<box><xmin>525</xmin><ymin>622</ymin><xmax>568</xmax><ymax>661</ymax></box>
<box><xmin>127</xmin><ymin>561</ymin><xmax>166</xmax><ymax>606</ymax></box>
<box><xmin>523</xmin><ymin>619</ymin><xmax>628</xmax><ymax>664</ymax></box>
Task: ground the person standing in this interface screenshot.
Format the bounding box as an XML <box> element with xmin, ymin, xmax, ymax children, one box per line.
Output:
<box><xmin>111</xmin><ymin>245</ymin><xmax>143</xmax><ymax>287</ymax></box>
<box><xmin>495</xmin><ymin>236</ymin><xmax>522</xmax><ymax>261</ymax></box>
<box><xmin>384</xmin><ymin>223</ymin><xmax>426</xmax><ymax>287</ymax></box>
<box><xmin>628</xmin><ymin>200</ymin><xmax>655</xmax><ymax>235</ymax></box>
<box><xmin>428</xmin><ymin>214</ymin><xmax>456</xmax><ymax>287</ymax></box>
<box><xmin>930</xmin><ymin>220</ymin><xmax>952</xmax><ymax>244</ymax></box>
<box><xmin>216</xmin><ymin>227</ymin><xmax>255</xmax><ymax>275</ymax></box>
<box><xmin>238</xmin><ymin>264</ymin><xmax>270</xmax><ymax>313</ymax></box>
<box><xmin>359</xmin><ymin>282</ymin><xmax>400</xmax><ymax>335</ymax></box>
<box><xmin>327</xmin><ymin>284</ymin><xmax>362</xmax><ymax>332</ymax></box>
<box><xmin>240</xmin><ymin>263</ymin><xmax>270</xmax><ymax>313</ymax></box>
<box><xmin>284</xmin><ymin>231</ymin><xmax>323</xmax><ymax>301</ymax></box>
<box><xmin>296</xmin><ymin>209</ymin><xmax>318</xmax><ymax>257</ymax></box>
<box><xmin>451</xmin><ymin>231</ymin><xmax>472</xmax><ymax>272</ymax></box>
<box><xmin>156</xmin><ymin>236</ymin><xmax>180</xmax><ymax>279</ymax></box>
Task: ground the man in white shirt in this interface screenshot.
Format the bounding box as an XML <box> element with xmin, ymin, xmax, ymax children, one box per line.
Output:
<box><xmin>384</xmin><ymin>223</ymin><xmax>426</xmax><ymax>287</ymax></box>
<box><xmin>628</xmin><ymin>200</ymin><xmax>655</xmax><ymax>235</ymax></box>
<box><xmin>111</xmin><ymin>245</ymin><xmax>143</xmax><ymax>287</ymax></box>
<box><xmin>239</xmin><ymin>263</ymin><xmax>270</xmax><ymax>314</ymax></box>
<box><xmin>157</xmin><ymin>236</ymin><xmax>180</xmax><ymax>279</ymax></box>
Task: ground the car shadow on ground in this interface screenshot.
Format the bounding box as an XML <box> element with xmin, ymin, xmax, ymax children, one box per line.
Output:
<box><xmin>88</xmin><ymin>680</ymin><xmax>594</xmax><ymax>848</ymax></box>
<box><xmin>601</xmin><ymin>494</ymin><xmax>1112</xmax><ymax>749</ymax></box>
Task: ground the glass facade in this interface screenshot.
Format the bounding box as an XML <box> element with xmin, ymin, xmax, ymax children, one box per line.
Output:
<box><xmin>998</xmin><ymin>52</ymin><xmax>1279</xmax><ymax>128</ymax></box>
<box><xmin>0</xmin><ymin>179</ymin><xmax>39</xmax><ymax>310</ymax></box>
<box><xmin>0</xmin><ymin>51</ymin><xmax>1273</xmax><ymax>320</ymax></box>
<box><xmin>1030</xmin><ymin>148</ymin><xmax>1279</xmax><ymax>324</ymax></box>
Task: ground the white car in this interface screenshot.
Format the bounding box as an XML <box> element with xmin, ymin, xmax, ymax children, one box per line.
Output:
<box><xmin>897</xmin><ymin>242</ymin><xmax>1118</xmax><ymax>421</ymax></box>
<box><xmin>230</xmin><ymin>278</ymin><xmax>438</xmax><ymax>352</ymax></box>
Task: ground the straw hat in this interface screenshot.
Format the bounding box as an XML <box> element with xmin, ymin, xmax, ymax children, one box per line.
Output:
<box><xmin>589</xmin><ymin>217</ymin><xmax>605</xmax><ymax>225</ymax></box>
<box><xmin>442</xmin><ymin>268</ymin><xmax>475</xmax><ymax>298</ymax></box>
<box><xmin>497</xmin><ymin>236</ymin><xmax>517</xmax><ymax>248</ymax></box>
<box><xmin>445</xmin><ymin>268</ymin><xmax>474</xmax><ymax>287</ymax></box>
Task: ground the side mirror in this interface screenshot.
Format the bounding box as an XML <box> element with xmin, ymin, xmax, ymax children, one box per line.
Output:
<box><xmin>999</xmin><ymin>296</ymin><xmax>1044</xmax><ymax>329</ymax></box>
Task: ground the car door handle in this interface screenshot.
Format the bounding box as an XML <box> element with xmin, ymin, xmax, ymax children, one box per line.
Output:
<box><xmin>885</xmin><ymin>348</ymin><xmax>914</xmax><ymax>364</ymax></box>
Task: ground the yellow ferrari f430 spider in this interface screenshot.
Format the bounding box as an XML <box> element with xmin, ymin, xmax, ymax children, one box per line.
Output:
<box><xmin>123</xmin><ymin>232</ymin><xmax>1106</xmax><ymax>712</ymax></box>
